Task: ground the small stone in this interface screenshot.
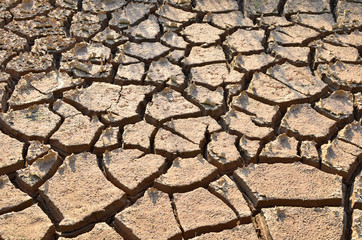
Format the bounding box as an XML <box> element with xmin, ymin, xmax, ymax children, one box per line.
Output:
<box><xmin>259</xmin><ymin>134</ymin><xmax>300</xmax><ymax>163</ymax></box>
<box><xmin>103</xmin><ymin>149</ymin><xmax>166</xmax><ymax>195</ymax></box>
<box><xmin>0</xmin><ymin>204</ymin><xmax>55</xmax><ymax>239</ymax></box>
<box><xmin>207</xmin><ymin>132</ymin><xmax>243</xmax><ymax>172</ymax></box>
<box><xmin>233</xmin><ymin>162</ymin><xmax>343</xmax><ymax>207</ymax></box>
<box><xmin>114</xmin><ymin>189</ymin><xmax>182</xmax><ymax>240</ymax></box>
<box><xmin>174</xmin><ymin>187</ymin><xmax>238</xmax><ymax>239</ymax></box>
<box><xmin>94</xmin><ymin>127</ymin><xmax>120</xmax><ymax>154</ymax></box>
<box><xmin>262</xmin><ymin>207</ymin><xmax>344</xmax><ymax>240</ymax></box>
<box><xmin>145</xmin><ymin>88</ymin><xmax>201</xmax><ymax>126</ymax></box>
<box><xmin>154</xmin><ymin>128</ymin><xmax>201</xmax><ymax>159</ymax></box>
<box><xmin>280</xmin><ymin>103</ymin><xmax>338</xmax><ymax>143</ymax></box>
<box><xmin>321</xmin><ymin>138</ymin><xmax>361</xmax><ymax>183</ymax></box>
<box><xmin>209</xmin><ymin>175</ymin><xmax>252</xmax><ymax>220</ymax></box>
<box><xmin>38</xmin><ymin>152</ymin><xmax>127</xmax><ymax>232</ymax></box>
<box><xmin>154</xmin><ymin>155</ymin><xmax>218</xmax><ymax>193</ymax></box>
<box><xmin>221</xmin><ymin>109</ymin><xmax>274</xmax><ymax>141</ymax></box>
<box><xmin>0</xmin><ymin>104</ymin><xmax>61</xmax><ymax>142</ymax></box>
<box><xmin>0</xmin><ymin>175</ymin><xmax>32</xmax><ymax>215</ymax></box>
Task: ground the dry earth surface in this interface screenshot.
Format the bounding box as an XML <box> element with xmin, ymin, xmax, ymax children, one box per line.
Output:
<box><xmin>0</xmin><ymin>0</ymin><xmax>361</xmax><ymax>239</ymax></box>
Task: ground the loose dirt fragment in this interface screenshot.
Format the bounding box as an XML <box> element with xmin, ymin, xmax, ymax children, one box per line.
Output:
<box><xmin>82</xmin><ymin>0</ymin><xmax>127</xmax><ymax>13</ymax></box>
<box><xmin>123</xmin><ymin>42</ymin><xmax>170</xmax><ymax>62</ymax></box>
<box><xmin>182</xmin><ymin>23</ymin><xmax>223</xmax><ymax>46</ymax></box>
<box><xmin>269</xmin><ymin>44</ymin><xmax>310</xmax><ymax>65</ymax></box>
<box><xmin>185</xmin><ymin>84</ymin><xmax>225</xmax><ymax>118</ymax></box>
<box><xmin>231</xmin><ymin>91</ymin><xmax>280</xmax><ymax>127</ymax></box>
<box><xmin>206</xmin><ymin>11</ymin><xmax>254</xmax><ymax>30</ymax></box>
<box><xmin>284</xmin><ymin>0</ymin><xmax>330</xmax><ymax>14</ymax></box>
<box><xmin>145</xmin><ymin>58</ymin><xmax>185</xmax><ymax>91</ymax></box>
<box><xmin>163</xmin><ymin>116</ymin><xmax>221</xmax><ymax>147</ymax></box>
<box><xmin>234</xmin><ymin>53</ymin><xmax>276</xmax><ymax>72</ymax></box>
<box><xmin>268</xmin><ymin>25</ymin><xmax>320</xmax><ymax>46</ymax></box>
<box><xmin>300</xmin><ymin>140</ymin><xmax>320</xmax><ymax>168</ymax></box>
<box><xmin>114</xmin><ymin>188</ymin><xmax>182</xmax><ymax>240</ymax></box>
<box><xmin>155</xmin><ymin>155</ymin><xmax>218</xmax><ymax>193</ymax></box>
<box><xmin>317</xmin><ymin>62</ymin><xmax>362</xmax><ymax>92</ymax></box>
<box><xmin>154</xmin><ymin>128</ymin><xmax>201</xmax><ymax>159</ymax></box>
<box><xmin>194</xmin><ymin>0</ymin><xmax>238</xmax><ymax>12</ymax></box>
<box><xmin>174</xmin><ymin>187</ymin><xmax>238</xmax><ymax>239</ymax></box>
<box><xmin>337</xmin><ymin>121</ymin><xmax>362</xmax><ymax>148</ymax></box>
<box><xmin>59</xmin><ymin>222</ymin><xmax>123</xmax><ymax>240</ymax></box>
<box><xmin>0</xmin><ymin>28</ymin><xmax>28</xmax><ymax>52</ymax></box>
<box><xmin>26</xmin><ymin>140</ymin><xmax>51</xmax><ymax>164</ymax></box>
<box><xmin>122</xmin><ymin>121</ymin><xmax>156</xmax><ymax>153</ymax></box>
<box><xmin>32</xmin><ymin>35</ymin><xmax>76</xmax><ymax>55</ymax></box>
<box><xmin>145</xmin><ymin>88</ymin><xmax>201</xmax><ymax>126</ymax></box>
<box><xmin>91</xmin><ymin>27</ymin><xmax>128</xmax><ymax>49</ymax></box>
<box><xmin>190</xmin><ymin>223</ymin><xmax>258</xmax><ymax>240</ymax></box>
<box><xmin>233</xmin><ymin>162</ymin><xmax>343</xmax><ymax>207</ymax></box>
<box><xmin>352</xmin><ymin>209</ymin><xmax>362</xmax><ymax>239</ymax></box>
<box><xmin>50</xmin><ymin>115</ymin><xmax>104</xmax><ymax>154</ymax></box>
<box><xmin>321</xmin><ymin>139</ymin><xmax>361</xmax><ymax>183</ymax></box>
<box><xmin>70</xmin><ymin>12</ymin><xmax>107</xmax><ymax>41</ymax></box>
<box><xmin>280</xmin><ymin>103</ymin><xmax>338</xmax><ymax>143</ymax></box>
<box><xmin>239</xmin><ymin>136</ymin><xmax>262</xmax><ymax>164</ymax></box>
<box><xmin>0</xmin><ymin>204</ymin><xmax>55</xmax><ymax>239</ymax></box>
<box><xmin>267</xmin><ymin>62</ymin><xmax>328</xmax><ymax>99</ymax></box>
<box><xmin>6</xmin><ymin>52</ymin><xmax>54</xmax><ymax>78</ymax></box>
<box><xmin>222</xmin><ymin>109</ymin><xmax>274</xmax><ymax>141</ymax></box>
<box><xmin>0</xmin><ymin>131</ymin><xmax>24</xmax><ymax>175</ymax></box>
<box><xmin>16</xmin><ymin>150</ymin><xmax>61</xmax><ymax>194</ymax></box>
<box><xmin>208</xmin><ymin>175</ymin><xmax>252</xmax><ymax>220</ymax></box>
<box><xmin>115</xmin><ymin>62</ymin><xmax>145</xmax><ymax>85</ymax></box>
<box><xmin>313</xmin><ymin>41</ymin><xmax>360</xmax><ymax>63</ymax></box>
<box><xmin>315</xmin><ymin>90</ymin><xmax>354</xmax><ymax>124</ymax></box>
<box><xmin>104</xmin><ymin>149</ymin><xmax>165</xmax><ymax>195</ymax></box>
<box><xmin>10</xmin><ymin>0</ymin><xmax>53</xmax><ymax>20</ymax></box>
<box><xmin>246</xmin><ymin>72</ymin><xmax>307</xmax><ymax>108</ymax></box>
<box><xmin>183</xmin><ymin>46</ymin><xmax>225</xmax><ymax>67</ymax></box>
<box><xmin>94</xmin><ymin>126</ymin><xmax>120</xmax><ymax>154</ymax></box>
<box><xmin>351</xmin><ymin>171</ymin><xmax>362</xmax><ymax>209</ymax></box>
<box><xmin>261</xmin><ymin>207</ymin><xmax>344</xmax><ymax>240</ymax></box>
<box><xmin>38</xmin><ymin>152</ymin><xmax>127</xmax><ymax>232</ymax></box>
<box><xmin>244</xmin><ymin>0</ymin><xmax>279</xmax><ymax>17</ymax></box>
<box><xmin>190</xmin><ymin>63</ymin><xmax>245</xmax><ymax>90</ymax></box>
<box><xmin>0</xmin><ymin>175</ymin><xmax>32</xmax><ymax>215</ymax></box>
<box><xmin>0</xmin><ymin>104</ymin><xmax>61</xmax><ymax>142</ymax></box>
<box><xmin>259</xmin><ymin>134</ymin><xmax>300</xmax><ymax>163</ymax></box>
<box><xmin>126</xmin><ymin>15</ymin><xmax>160</xmax><ymax>40</ymax></box>
<box><xmin>225</xmin><ymin>29</ymin><xmax>265</xmax><ymax>55</ymax></box>
<box><xmin>53</xmin><ymin>100</ymin><xmax>81</xmax><ymax>118</ymax></box>
<box><xmin>207</xmin><ymin>132</ymin><xmax>243</xmax><ymax>172</ymax></box>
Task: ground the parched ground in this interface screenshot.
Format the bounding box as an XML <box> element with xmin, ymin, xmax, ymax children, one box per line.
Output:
<box><xmin>0</xmin><ymin>0</ymin><xmax>361</xmax><ymax>239</ymax></box>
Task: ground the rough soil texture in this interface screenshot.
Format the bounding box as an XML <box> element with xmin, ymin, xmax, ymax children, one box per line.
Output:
<box><xmin>0</xmin><ymin>0</ymin><xmax>361</xmax><ymax>239</ymax></box>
